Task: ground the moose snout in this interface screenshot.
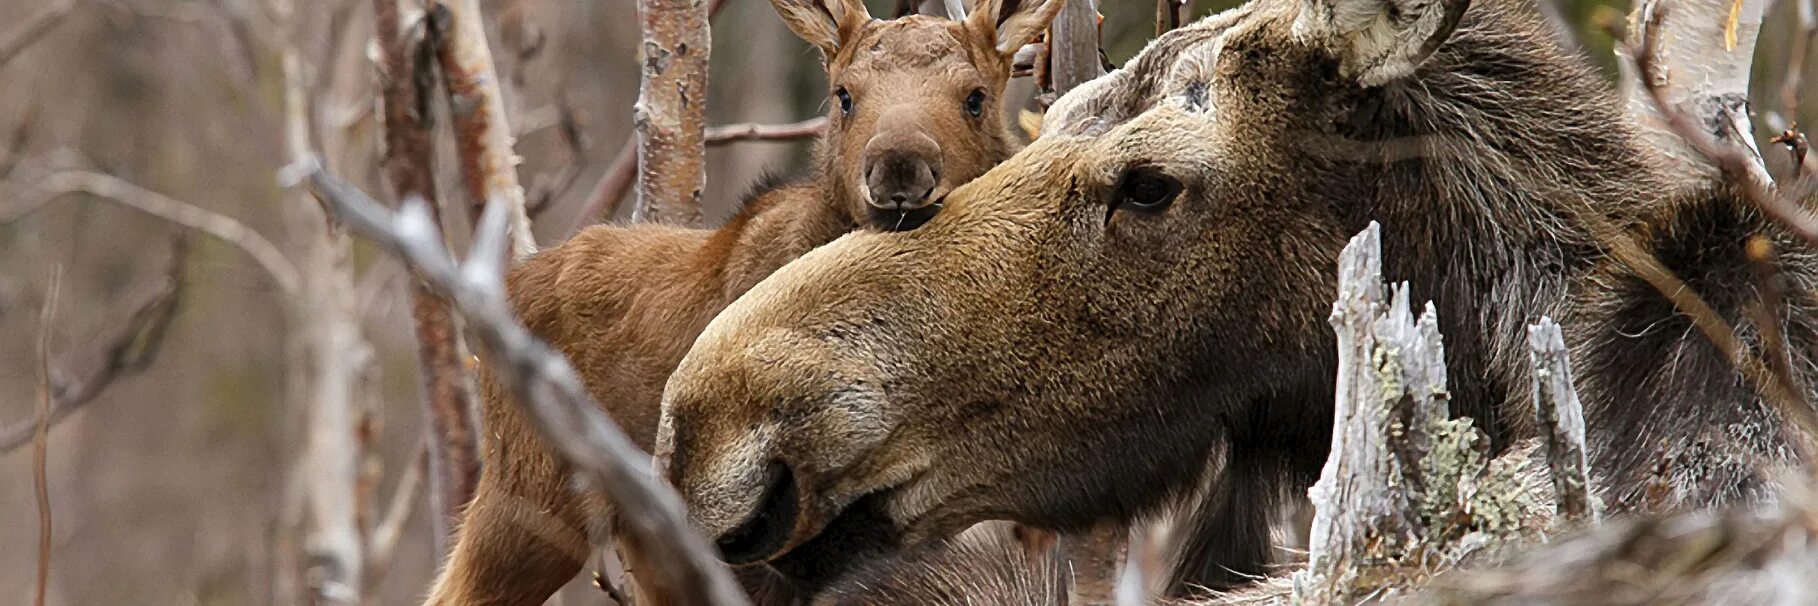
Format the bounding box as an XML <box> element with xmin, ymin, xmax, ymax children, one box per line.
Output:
<box><xmin>861</xmin><ymin>132</ymin><xmax>942</xmax><ymax>229</ymax></box>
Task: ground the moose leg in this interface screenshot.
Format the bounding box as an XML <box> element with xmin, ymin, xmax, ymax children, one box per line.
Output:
<box><xmin>423</xmin><ymin>463</ymin><xmax>594</xmax><ymax>605</ymax></box>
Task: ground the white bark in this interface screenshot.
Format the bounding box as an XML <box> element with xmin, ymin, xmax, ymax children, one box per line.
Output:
<box><xmin>1527</xmin><ymin>318</ymin><xmax>1596</xmax><ymax>523</ymax></box>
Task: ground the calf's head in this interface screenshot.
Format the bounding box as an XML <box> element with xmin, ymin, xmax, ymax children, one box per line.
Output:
<box><xmin>772</xmin><ymin>0</ymin><xmax>1061</xmax><ymax>230</ymax></box>
<box><xmin>666</xmin><ymin>0</ymin><xmax>1617</xmax><ymax>586</ymax></box>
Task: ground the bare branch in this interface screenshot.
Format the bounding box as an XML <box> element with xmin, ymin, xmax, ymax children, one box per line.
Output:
<box><xmin>632</xmin><ymin>0</ymin><xmax>711</xmax><ymax>226</ymax></box>
<box><xmin>0</xmin><ymin>0</ymin><xmax>78</xmax><ymax>71</ymax></box>
<box><xmin>0</xmin><ymin>240</ymin><xmax>187</xmax><ymax>454</ymax></box>
<box><xmin>1778</xmin><ymin>0</ymin><xmax>1815</xmax><ymax>121</ymax></box>
<box><xmin>1527</xmin><ymin>318</ymin><xmax>1596</xmax><ymax>524</ymax></box>
<box><xmin>11</xmin><ymin>171</ymin><xmax>301</xmax><ymax>295</ymax></box>
<box><xmin>294</xmin><ymin>161</ymin><xmax>751</xmax><ymax>606</ymax></box>
<box><xmin>428</xmin><ymin>0</ymin><xmax>537</xmax><ymax>258</ymax></box>
<box><xmin>573</xmin><ymin>137</ymin><xmax>638</xmax><ymax>233</ymax></box>
<box><xmin>705</xmin><ymin>117</ymin><xmax>828</xmax><ymax>145</ymax></box>
<box><xmin>366</xmin><ymin>441</ymin><xmax>427</xmax><ymax>581</ymax></box>
<box><xmin>33</xmin><ymin>268</ymin><xmax>60</xmax><ymax>606</ymax></box>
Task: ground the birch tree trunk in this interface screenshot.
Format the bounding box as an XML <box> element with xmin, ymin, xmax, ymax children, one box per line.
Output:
<box><xmin>431</xmin><ymin>0</ymin><xmax>538</xmax><ymax>258</ymax></box>
<box><xmin>632</xmin><ymin>0</ymin><xmax>710</xmax><ymax>226</ymax></box>
<box><xmin>372</xmin><ymin>0</ymin><xmax>478</xmax><ymax>554</ymax></box>
<box><xmin>1048</xmin><ymin>0</ymin><xmax>1104</xmax><ymax>95</ymax></box>
<box><xmin>1621</xmin><ymin>0</ymin><xmax>1771</xmax><ymax>183</ymax></box>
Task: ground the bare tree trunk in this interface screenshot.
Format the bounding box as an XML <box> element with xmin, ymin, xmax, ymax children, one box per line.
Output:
<box><xmin>1527</xmin><ymin>318</ymin><xmax>1596</xmax><ymax>524</ymax></box>
<box><xmin>1155</xmin><ymin>0</ymin><xmax>1189</xmax><ymax>35</ymax></box>
<box><xmin>632</xmin><ymin>0</ymin><xmax>710</xmax><ymax>226</ymax></box>
<box><xmin>372</xmin><ymin>0</ymin><xmax>478</xmax><ymax>555</ymax></box>
<box><xmin>430</xmin><ymin>0</ymin><xmax>538</xmax><ymax>258</ymax></box>
<box><xmin>1621</xmin><ymin>0</ymin><xmax>1771</xmax><ymax>184</ymax></box>
<box><xmin>1048</xmin><ymin>0</ymin><xmax>1103</xmax><ymax>95</ymax></box>
<box><xmin>281</xmin><ymin>34</ymin><xmax>375</xmax><ymax>606</ymax></box>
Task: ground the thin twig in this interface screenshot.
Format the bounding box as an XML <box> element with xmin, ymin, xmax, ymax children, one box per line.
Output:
<box><xmin>291</xmin><ymin>159</ymin><xmax>751</xmax><ymax>606</ymax></box>
<box><xmin>0</xmin><ymin>0</ymin><xmax>79</xmax><ymax>70</ymax></box>
<box><xmin>0</xmin><ymin>240</ymin><xmax>187</xmax><ymax>453</ymax></box>
<box><xmin>10</xmin><ymin>171</ymin><xmax>301</xmax><ymax>295</ymax></box>
<box><xmin>33</xmin><ymin>267</ymin><xmax>61</xmax><ymax>606</ymax></box>
<box><xmin>704</xmin><ymin>117</ymin><xmax>827</xmax><ymax>145</ymax></box>
<box><xmin>365</xmin><ymin>440</ymin><xmax>427</xmax><ymax>582</ymax></box>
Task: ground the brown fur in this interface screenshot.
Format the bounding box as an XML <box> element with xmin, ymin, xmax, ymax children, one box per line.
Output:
<box><xmin>657</xmin><ymin>0</ymin><xmax>1818</xmax><ymax>599</ymax></box>
<box><xmin>420</xmin><ymin>1</ymin><xmax>1063</xmax><ymax>604</ymax></box>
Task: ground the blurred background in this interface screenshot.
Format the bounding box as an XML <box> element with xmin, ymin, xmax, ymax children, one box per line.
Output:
<box><xmin>0</xmin><ymin>0</ymin><xmax>1809</xmax><ymax>604</ymax></box>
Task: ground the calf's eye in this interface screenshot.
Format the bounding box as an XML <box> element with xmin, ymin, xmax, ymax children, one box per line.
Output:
<box><xmin>836</xmin><ymin>87</ymin><xmax>854</xmax><ymax>115</ymax></box>
<box><xmin>964</xmin><ymin>89</ymin><xmax>986</xmax><ymax>117</ymax></box>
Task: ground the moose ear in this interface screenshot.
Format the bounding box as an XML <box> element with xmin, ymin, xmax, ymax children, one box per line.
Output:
<box><xmin>966</xmin><ymin>0</ymin><xmax>1067</xmax><ymax>55</ymax></box>
<box><xmin>1292</xmin><ymin>0</ymin><xmax>1470</xmax><ymax>86</ymax></box>
<box><xmin>771</xmin><ymin>0</ymin><xmax>872</xmax><ymax>58</ymax></box>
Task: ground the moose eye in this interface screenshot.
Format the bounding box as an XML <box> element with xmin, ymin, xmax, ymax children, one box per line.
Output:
<box><xmin>1111</xmin><ymin>166</ymin><xmax>1183</xmax><ymax>216</ymax></box>
<box><xmin>835</xmin><ymin>87</ymin><xmax>854</xmax><ymax>116</ymax></box>
<box><xmin>964</xmin><ymin>89</ymin><xmax>986</xmax><ymax>117</ymax></box>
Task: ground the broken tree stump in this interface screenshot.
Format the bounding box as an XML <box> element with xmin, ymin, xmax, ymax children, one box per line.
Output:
<box><xmin>1527</xmin><ymin>318</ymin><xmax>1597</xmax><ymax>524</ymax></box>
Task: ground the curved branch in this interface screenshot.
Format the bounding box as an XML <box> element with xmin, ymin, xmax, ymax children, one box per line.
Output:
<box><xmin>14</xmin><ymin>171</ymin><xmax>302</xmax><ymax>294</ymax></box>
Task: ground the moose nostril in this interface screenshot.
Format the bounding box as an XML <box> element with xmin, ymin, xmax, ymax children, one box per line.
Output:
<box><xmin>715</xmin><ymin>462</ymin><xmax>799</xmax><ymax>565</ymax></box>
<box><xmin>890</xmin><ymin>192</ymin><xmax>909</xmax><ymax>204</ymax></box>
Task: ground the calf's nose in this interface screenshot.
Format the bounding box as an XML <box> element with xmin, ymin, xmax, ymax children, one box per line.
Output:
<box><xmin>862</xmin><ymin>132</ymin><xmax>942</xmax><ymax>215</ymax></box>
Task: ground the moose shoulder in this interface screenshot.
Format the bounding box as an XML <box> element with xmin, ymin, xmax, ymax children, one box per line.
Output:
<box><xmin>657</xmin><ymin>0</ymin><xmax>1817</xmax><ymax>597</ymax></box>
<box><xmin>420</xmin><ymin>0</ymin><xmax>1064</xmax><ymax>604</ymax></box>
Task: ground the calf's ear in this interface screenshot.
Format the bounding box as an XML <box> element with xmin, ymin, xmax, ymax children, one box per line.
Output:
<box><xmin>1292</xmin><ymin>0</ymin><xmax>1470</xmax><ymax>86</ymax></box>
<box><xmin>967</xmin><ymin>0</ymin><xmax>1068</xmax><ymax>55</ymax></box>
<box><xmin>771</xmin><ymin>0</ymin><xmax>872</xmax><ymax>58</ymax></box>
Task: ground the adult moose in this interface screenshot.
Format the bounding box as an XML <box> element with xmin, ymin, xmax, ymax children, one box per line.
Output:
<box><xmin>657</xmin><ymin>0</ymin><xmax>1818</xmax><ymax>596</ymax></box>
<box><xmin>422</xmin><ymin>0</ymin><xmax>1064</xmax><ymax>603</ymax></box>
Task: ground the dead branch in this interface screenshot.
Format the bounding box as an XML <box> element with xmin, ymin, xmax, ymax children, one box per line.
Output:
<box><xmin>572</xmin><ymin>138</ymin><xmax>638</xmax><ymax>232</ymax></box>
<box><xmin>631</xmin><ymin>0</ymin><xmax>711</xmax><ymax>226</ymax></box>
<box><xmin>373</xmin><ymin>0</ymin><xmax>478</xmax><ymax>551</ymax></box>
<box><xmin>705</xmin><ymin>117</ymin><xmax>828</xmax><ymax>145</ymax></box>
<box><xmin>365</xmin><ymin>441</ymin><xmax>427</xmax><ymax>585</ymax></box>
<box><xmin>294</xmin><ymin>161</ymin><xmax>751</xmax><ymax>606</ymax></box>
<box><xmin>1049</xmin><ymin>0</ymin><xmax>1105</xmax><ymax>95</ymax></box>
<box><xmin>0</xmin><ymin>240</ymin><xmax>187</xmax><ymax>454</ymax></box>
<box><xmin>0</xmin><ymin>0</ymin><xmax>79</xmax><ymax>71</ymax></box>
<box><xmin>1527</xmin><ymin>318</ymin><xmax>1596</xmax><ymax>524</ymax></box>
<box><xmin>33</xmin><ymin>268</ymin><xmax>60</xmax><ymax>606</ymax></box>
<box><xmin>14</xmin><ymin>171</ymin><xmax>301</xmax><ymax>295</ymax></box>
<box><xmin>428</xmin><ymin>0</ymin><xmax>537</xmax><ymax>258</ymax></box>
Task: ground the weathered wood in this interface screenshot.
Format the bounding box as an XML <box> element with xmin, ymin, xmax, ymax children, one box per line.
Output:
<box><xmin>372</xmin><ymin>0</ymin><xmax>478</xmax><ymax>553</ymax></box>
<box><xmin>1155</xmin><ymin>0</ymin><xmax>1189</xmax><ymax>35</ymax></box>
<box><xmin>429</xmin><ymin>0</ymin><xmax>538</xmax><ymax>258</ymax></box>
<box><xmin>1048</xmin><ymin>0</ymin><xmax>1103</xmax><ymax>95</ymax></box>
<box><xmin>1293</xmin><ymin>223</ymin><xmax>1549</xmax><ymax>603</ymax></box>
<box><xmin>1527</xmin><ymin>318</ymin><xmax>1596</xmax><ymax>524</ymax></box>
<box><xmin>632</xmin><ymin>0</ymin><xmax>710</xmax><ymax>226</ymax></box>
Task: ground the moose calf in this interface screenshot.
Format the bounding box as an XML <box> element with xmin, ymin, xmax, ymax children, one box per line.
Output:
<box><xmin>422</xmin><ymin>0</ymin><xmax>1064</xmax><ymax>603</ymax></box>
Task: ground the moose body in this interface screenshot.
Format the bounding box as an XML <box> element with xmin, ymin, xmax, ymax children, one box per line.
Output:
<box><xmin>657</xmin><ymin>0</ymin><xmax>1818</xmax><ymax>597</ymax></box>
<box><xmin>422</xmin><ymin>0</ymin><xmax>1065</xmax><ymax>603</ymax></box>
